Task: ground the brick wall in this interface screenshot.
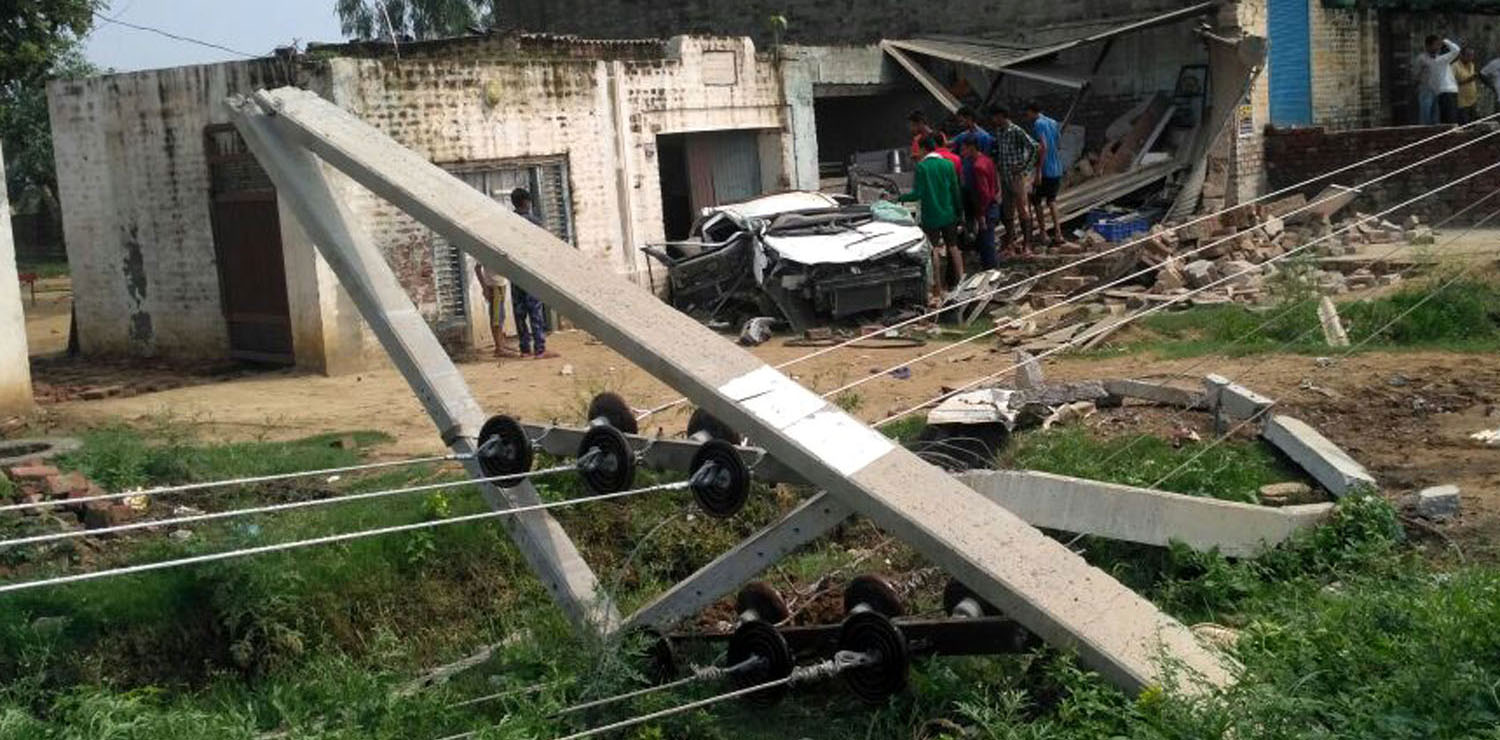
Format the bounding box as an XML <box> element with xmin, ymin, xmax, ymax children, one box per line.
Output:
<box><xmin>1310</xmin><ymin>3</ymin><xmax>1384</xmax><ymax>129</ymax></box>
<box><xmin>47</xmin><ymin>59</ymin><xmax>297</xmax><ymax>359</ymax></box>
<box><xmin>1263</xmin><ymin>124</ymin><xmax>1500</xmax><ymax>224</ymax></box>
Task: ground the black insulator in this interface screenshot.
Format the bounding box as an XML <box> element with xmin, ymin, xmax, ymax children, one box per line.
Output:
<box><xmin>735</xmin><ymin>581</ymin><xmax>790</xmax><ymax>625</ymax></box>
<box><xmin>726</xmin><ymin>620</ymin><xmax>794</xmax><ymax>707</ymax></box>
<box><xmin>843</xmin><ymin>574</ymin><xmax>905</xmax><ymax>618</ymax></box>
<box><xmin>575</xmin><ymin>424</ymin><xmax>637</xmax><ymax>494</ymax></box>
<box><xmin>837</xmin><ymin>610</ymin><xmax>909</xmax><ymax>705</ymax></box>
<box><xmin>686</xmin><ymin>407</ymin><xmax>741</xmax><ymax>444</ymax></box>
<box><xmin>475</xmin><ymin>415</ymin><xmax>533</xmax><ymax>479</ymax></box>
<box><xmin>587</xmin><ymin>392</ymin><xmax>639</xmax><ymax>434</ymax></box>
<box><xmin>690</xmin><ymin>439</ymin><xmax>751</xmax><ymax>519</ymax></box>
<box><xmin>942</xmin><ymin>578</ymin><xmax>1001</xmax><ymax>619</ymax></box>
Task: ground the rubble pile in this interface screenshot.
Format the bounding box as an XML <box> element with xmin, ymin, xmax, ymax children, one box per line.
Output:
<box><xmin>2</xmin><ymin>462</ymin><xmax>143</xmax><ymax>531</ymax></box>
<box><xmin>977</xmin><ymin>188</ymin><xmax>1436</xmax><ymax>352</ymax></box>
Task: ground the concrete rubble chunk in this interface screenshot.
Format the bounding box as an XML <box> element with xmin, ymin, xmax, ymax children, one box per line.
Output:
<box><xmin>5</xmin><ymin>464</ymin><xmax>60</xmax><ymax>482</ymax></box>
<box><xmin>1184</xmin><ymin>260</ymin><xmax>1217</xmax><ymax>288</ymax></box>
<box><xmin>1415</xmin><ymin>484</ymin><xmax>1460</xmax><ymax>520</ymax></box>
<box><xmin>1103</xmin><ymin>379</ymin><xmax>1207</xmax><ymax>409</ymax></box>
<box><xmin>1407</xmin><ymin>226</ymin><xmax>1435</xmax><ymax>245</ymax></box>
<box><xmin>1259</xmin><ymin>481</ymin><xmax>1315</xmax><ymax>506</ymax></box>
<box><xmin>1261</xmin><ymin>415</ymin><xmax>1376</xmax><ymax>497</ymax></box>
<box><xmin>1204</xmin><ymin>374</ymin><xmax>1275</xmax><ymax>423</ymax></box>
<box><xmin>1217</xmin><ymin>260</ymin><xmax>1261</xmax><ymax>288</ymax></box>
<box><xmin>1317</xmin><ymin>296</ymin><xmax>1351</xmax><ymax>347</ymax></box>
<box><xmin>1014</xmin><ymin>350</ymin><xmax>1044</xmax><ymax>390</ymax></box>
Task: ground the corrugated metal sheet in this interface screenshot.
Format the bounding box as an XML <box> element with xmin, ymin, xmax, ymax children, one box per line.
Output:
<box><xmin>883</xmin><ymin>1</ymin><xmax>1219</xmax><ymax>85</ymax></box>
<box><xmin>1268</xmin><ymin>0</ymin><xmax>1313</xmax><ymax>126</ymax></box>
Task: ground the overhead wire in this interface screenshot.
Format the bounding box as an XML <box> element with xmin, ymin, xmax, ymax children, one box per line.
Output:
<box><xmin>1149</xmin><ymin>216</ymin><xmax>1500</xmax><ymax>491</ymax></box>
<box><xmin>0</xmin><ymin>454</ymin><xmax>469</xmax><ymax>514</ymax></box>
<box><xmin>1083</xmin><ymin>185</ymin><xmax>1500</xmax><ymax>476</ymax></box>
<box><xmin>816</xmin><ymin>126</ymin><xmax>1500</xmax><ymax>401</ymax></box>
<box><xmin>632</xmin><ymin>111</ymin><xmax>1500</xmax><ymax>421</ymax></box>
<box><xmin>0</xmin><ymin>480</ymin><xmax>690</xmax><ymax>596</ymax></box>
<box><xmin>0</xmin><ymin>464</ymin><xmax>577</xmax><ymax>548</ymax></box>
<box><xmin>92</xmin><ymin>11</ymin><xmax>262</xmax><ymax>59</ymax></box>
<box><xmin>869</xmin><ymin>156</ymin><xmax>1500</xmax><ymax>429</ymax></box>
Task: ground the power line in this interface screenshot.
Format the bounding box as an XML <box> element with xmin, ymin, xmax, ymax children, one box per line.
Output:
<box><xmin>827</xmin><ymin>128</ymin><xmax>1500</xmax><ymax>406</ymax></box>
<box><xmin>0</xmin><ymin>480</ymin><xmax>689</xmax><ymax>596</ymax></box>
<box><xmin>0</xmin><ymin>453</ymin><xmax>467</xmax><ymax>515</ymax></box>
<box><xmin>633</xmin><ymin>111</ymin><xmax>1500</xmax><ymax>421</ymax></box>
<box><xmin>871</xmin><ymin>157</ymin><xmax>1500</xmax><ymax>428</ymax></box>
<box><xmin>92</xmin><ymin>11</ymin><xmax>261</xmax><ymax>60</ymax></box>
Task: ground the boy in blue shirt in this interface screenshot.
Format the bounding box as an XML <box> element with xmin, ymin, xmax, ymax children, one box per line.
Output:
<box><xmin>1025</xmin><ymin>102</ymin><xmax>1067</xmax><ymax>246</ymax></box>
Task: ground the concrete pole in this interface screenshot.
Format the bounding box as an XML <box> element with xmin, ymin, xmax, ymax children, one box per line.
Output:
<box><xmin>0</xmin><ymin>142</ymin><xmax>37</xmax><ymax>415</ymax></box>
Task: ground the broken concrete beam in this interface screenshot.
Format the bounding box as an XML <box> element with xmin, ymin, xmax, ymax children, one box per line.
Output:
<box><xmin>1204</xmin><ymin>374</ymin><xmax>1275</xmax><ymax>423</ymax></box>
<box><xmin>1266</xmin><ymin>193</ymin><xmax>1308</xmax><ymax>219</ymax></box>
<box><xmin>1261</xmin><ymin>415</ymin><xmax>1376</xmax><ymax>497</ymax></box>
<box><xmin>1317</xmin><ymin>296</ymin><xmax>1350</xmax><ymax>347</ymax></box>
<box><xmin>956</xmin><ymin>469</ymin><xmax>1334</xmax><ymax>558</ymax></box>
<box><xmin>1103</xmin><ymin>379</ymin><xmax>1208</xmax><ymax>410</ymax></box>
<box><xmin>1415</xmin><ymin>484</ymin><xmax>1460</xmax><ymax>520</ymax></box>
<box><xmin>1303</xmin><ymin>185</ymin><xmax>1360</xmax><ymax>223</ymax></box>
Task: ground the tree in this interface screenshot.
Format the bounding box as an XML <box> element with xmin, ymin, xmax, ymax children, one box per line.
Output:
<box><xmin>335</xmin><ymin>0</ymin><xmax>497</xmax><ymax>42</ymax></box>
<box><xmin>1</xmin><ymin>0</ymin><xmax>102</xmax><ymax>203</ymax></box>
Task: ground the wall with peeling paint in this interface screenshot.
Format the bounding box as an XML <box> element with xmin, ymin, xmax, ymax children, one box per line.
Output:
<box><xmin>47</xmin><ymin>59</ymin><xmax>298</xmax><ymax>360</ymax></box>
<box><xmin>0</xmin><ymin>143</ymin><xmax>35</xmax><ymax>414</ymax></box>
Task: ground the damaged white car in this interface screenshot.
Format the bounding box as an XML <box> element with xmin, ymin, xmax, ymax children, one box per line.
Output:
<box><xmin>643</xmin><ymin>192</ymin><xmax>931</xmax><ymax>332</ymax></box>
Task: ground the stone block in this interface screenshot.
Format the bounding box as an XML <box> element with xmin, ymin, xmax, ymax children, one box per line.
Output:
<box><xmin>1415</xmin><ymin>484</ymin><xmax>1460</xmax><ymax>520</ymax></box>
<box><xmin>1262</xmin><ymin>415</ymin><xmax>1376</xmax><ymax>497</ymax></box>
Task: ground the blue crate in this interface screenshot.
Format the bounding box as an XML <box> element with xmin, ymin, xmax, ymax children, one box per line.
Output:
<box><xmin>1094</xmin><ymin>213</ymin><xmax>1148</xmax><ymax>243</ymax></box>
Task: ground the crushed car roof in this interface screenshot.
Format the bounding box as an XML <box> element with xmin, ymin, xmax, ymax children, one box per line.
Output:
<box><xmin>708</xmin><ymin>191</ymin><xmax>842</xmax><ymax>221</ymax></box>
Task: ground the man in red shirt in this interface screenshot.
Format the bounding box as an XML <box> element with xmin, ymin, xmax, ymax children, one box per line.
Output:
<box><xmin>960</xmin><ymin>138</ymin><xmax>1000</xmax><ymax>270</ymax></box>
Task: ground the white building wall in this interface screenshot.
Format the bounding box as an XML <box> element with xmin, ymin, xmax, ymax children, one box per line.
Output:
<box><xmin>0</xmin><ymin>143</ymin><xmax>35</xmax><ymax>414</ymax></box>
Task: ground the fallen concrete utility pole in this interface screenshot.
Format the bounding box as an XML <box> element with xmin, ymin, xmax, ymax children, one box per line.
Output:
<box><xmin>235</xmin><ymin>86</ymin><xmax>1232</xmax><ymax>695</ymax></box>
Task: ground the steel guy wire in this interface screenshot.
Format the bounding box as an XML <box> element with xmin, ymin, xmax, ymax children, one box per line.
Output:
<box><xmin>449</xmin><ymin>679</ymin><xmax>570</xmax><ymax>709</ymax></box>
<box><xmin>0</xmin><ymin>453</ymin><xmax>469</xmax><ymax>514</ymax></box>
<box><xmin>552</xmin><ymin>656</ymin><xmax>761</xmax><ymax>718</ymax></box>
<box><xmin>632</xmin><ymin>113</ymin><xmax>1500</xmax><ymax>421</ymax></box>
<box><xmin>1153</xmin><ymin>230</ymin><xmax>1500</xmax><ymax>491</ymax></box>
<box><xmin>869</xmin><ymin>157</ymin><xmax>1500</xmax><ymax>429</ymax></box>
<box><xmin>551</xmin><ymin>652</ymin><xmax>872</xmax><ymax>740</ymax></box>
<box><xmin>1083</xmin><ymin>185</ymin><xmax>1500</xmax><ymax>475</ymax></box>
<box><xmin>0</xmin><ymin>464</ymin><xmax>579</xmax><ymax>548</ymax></box>
<box><xmin>92</xmin><ymin>11</ymin><xmax>262</xmax><ymax>58</ymax></box>
<box><xmin>0</xmin><ymin>480</ymin><xmax>691</xmax><ymax>596</ymax></box>
<box><xmin>817</xmin><ymin>127</ymin><xmax>1500</xmax><ymax>402</ymax></box>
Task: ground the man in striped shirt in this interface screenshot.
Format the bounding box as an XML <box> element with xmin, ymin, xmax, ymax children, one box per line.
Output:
<box><xmin>990</xmin><ymin>105</ymin><xmax>1040</xmax><ymax>257</ymax></box>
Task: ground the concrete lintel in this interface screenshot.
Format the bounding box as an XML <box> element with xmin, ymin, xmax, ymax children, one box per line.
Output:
<box><xmin>623</xmin><ymin>492</ymin><xmax>854</xmax><ymax>632</ymax></box>
<box><xmin>1104</xmin><ymin>379</ymin><xmax>1207</xmax><ymax>410</ymax></box>
<box><xmin>250</xmin><ymin>86</ymin><xmax>1231</xmax><ymax>694</ymax></box>
<box><xmin>229</xmin><ymin>103</ymin><xmax>618</xmax><ymax>636</ymax></box>
<box><xmin>1261</xmin><ymin>415</ymin><xmax>1376</xmax><ymax>498</ymax></box>
<box><xmin>957</xmin><ymin>469</ymin><xmax>1333</xmax><ymax>558</ymax></box>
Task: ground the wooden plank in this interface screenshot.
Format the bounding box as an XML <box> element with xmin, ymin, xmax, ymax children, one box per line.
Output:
<box><xmin>247</xmin><ymin>86</ymin><xmax>1232</xmax><ymax>695</ymax></box>
<box><xmin>230</xmin><ymin>104</ymin><xmax>619</xmax><ymax>636</ymax></box>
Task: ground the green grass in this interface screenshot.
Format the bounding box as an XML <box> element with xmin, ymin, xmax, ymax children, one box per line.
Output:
<box><xmin>1125</xmin><ymin>275</ymin><xmax>1500</xmax><ymax>358</ymax></box>
<box><xmin>1004</xmin><ymin>426</ymin><xmax>1307</xmax><ymax>503</ymax></box>
<box><xmin>4</xmin><ymin>425</ymin><xmax>1500</xmax><ymax>739</ymax></box>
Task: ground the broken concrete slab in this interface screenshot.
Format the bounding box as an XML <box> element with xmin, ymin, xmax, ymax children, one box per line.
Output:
<box><xmin>1261</xmin><ymin>415</ymin><xmax>1377</xmax><ymax>497</ymax></box>
<box><xmin>1317</xmin><ymin>296</ymin><xmax>1351</xmax><ymax>347</ymax></box>
<box><xmin>1103</xmin><ymin>379</ymin><xmax>1208</xmax><ymax>410</ymax></box>
<box><xmin>957</xmin><ymin>469</ymin><xmax>1334</xmax><ymax>558</ymax></box>
<box><xmin>1204</xmin><ymin>374</ymin><xmax>1275</xmax><ymax>425</ymax></box>
<box><xmin>1415</xmin><ymin>484</ymin><xmax>1460</xmax><ymax>520</ymax></box>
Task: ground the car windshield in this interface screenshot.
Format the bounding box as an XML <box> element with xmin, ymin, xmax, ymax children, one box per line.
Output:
<box><xmin>763</xmin><ymin>206</ymin><xmax>874</xmax><ymax>237</ymax></box>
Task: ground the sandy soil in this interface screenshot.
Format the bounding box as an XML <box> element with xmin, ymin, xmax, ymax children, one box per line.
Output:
<box><xmin>21</xmin><ymin>278</ymin><xmax>70</xmax><ymax>357</ymax></box>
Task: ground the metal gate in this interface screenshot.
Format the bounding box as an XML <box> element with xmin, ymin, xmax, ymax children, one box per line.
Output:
<box><xmin>205</xmin><ymin>125</ymin><xmax>294</xmax><ymax>364</ymax></box>
<box><xmin>1268</xmin><ymin>0</ymin><xmax>1313</xmax><ymax>126</ymax></box>
<box><xmin>431</xmin><ymin>158</ymin><xmax>574</xmax><ymax>331</ymax></box>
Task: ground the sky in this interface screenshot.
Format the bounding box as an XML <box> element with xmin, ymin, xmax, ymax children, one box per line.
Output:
<box><xmin>84</xmin><ymin>0</ymin><xmax>347</xmax><ymax>73</ymax></box>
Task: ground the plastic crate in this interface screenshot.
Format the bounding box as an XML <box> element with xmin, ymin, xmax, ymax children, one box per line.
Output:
<box><xmin>1095</xmin><ymin>215</ymin><xmax>1148</xmax><ymax>242</ymax></box>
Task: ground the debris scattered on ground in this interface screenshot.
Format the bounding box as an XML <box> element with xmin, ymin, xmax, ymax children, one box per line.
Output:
<box><xmin>1415</xmin><ymin>484</ymin><xmax>1461</xmax><ymax>521</ymax></box>
<box><xmin>1471</xmin><ymin>428</ymin><xmax>1499</xmax><ymax>446</ymax></box>
<box><xmin>738</xmin><ymin>316</ymin><xmax>777</xmax><ymax>346</ymax></box>
<box><xmin>1041</xmin><ymin>401</ymin><xmax>1097</xmax><ymax>431</ymax></box>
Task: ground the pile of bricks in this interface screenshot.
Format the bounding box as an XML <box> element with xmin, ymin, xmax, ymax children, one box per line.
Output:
<box><xmin>3</xmin><ymin>462</ymin><xmax>141</xmax><ymax>530</ymax></box>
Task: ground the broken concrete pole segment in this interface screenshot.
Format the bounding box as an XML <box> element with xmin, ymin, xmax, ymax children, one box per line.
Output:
<box><xmin>1204</xmin><ymin>374</ymin><xmax>1275</xmax><ymax>435</ymax></box>
<box><xmin>958</xmin><ymin>470</ymin><xmax>1332</xmax><ymax>559</ymax></box>
<box><xmin>227</xmin><ymin>96</ymin><xmax>619</xmax><ymax>636</ymax></box>
<box><xmin>1317</xmin><ymin>296</ymin><xmax>1351</xmax><ymax>347</ymax></box>
<box><xmin>1261</xmin><ymin>415</ymin><xmax>1377</xmax><ymax>498</ymax></box>
<box><xmin>241</xmin><ymin>86</ymin><xmax>1232</xmax><ymax>694</ymax></box>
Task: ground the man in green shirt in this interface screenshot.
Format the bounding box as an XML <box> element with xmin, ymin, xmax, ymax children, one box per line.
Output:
<box><xmin>900</xmin><ymin>135</ymin><xmax>966</xmax><ymax>305</ymax></box>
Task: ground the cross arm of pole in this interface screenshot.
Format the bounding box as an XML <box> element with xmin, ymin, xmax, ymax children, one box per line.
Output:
<box><xmin>244</xmin><ymin>85</ymin><xmax>1233</xmax><ymax>695</ymax></box>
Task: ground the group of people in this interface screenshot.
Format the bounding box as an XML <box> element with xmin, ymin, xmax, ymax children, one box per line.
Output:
<box><xmin>899</xmin><ymin>102</ymin><xmax>1067</xmax><ymax>306</ymax></box>
<box><xmin>475</xmin><ymin>187</ymin><xmax>556</xmax><ymax>360</ymax></box>
<box><xmin>1416</xmin><ymin>35</ymin><xmax>1500</xmax><ymax>125</ymax></box>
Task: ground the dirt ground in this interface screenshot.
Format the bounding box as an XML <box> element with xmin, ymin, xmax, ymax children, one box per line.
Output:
<box><xmin>12</xmin><ymin>275</ymin><xmax>1499</xmax><ymax>552</ymax></box>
